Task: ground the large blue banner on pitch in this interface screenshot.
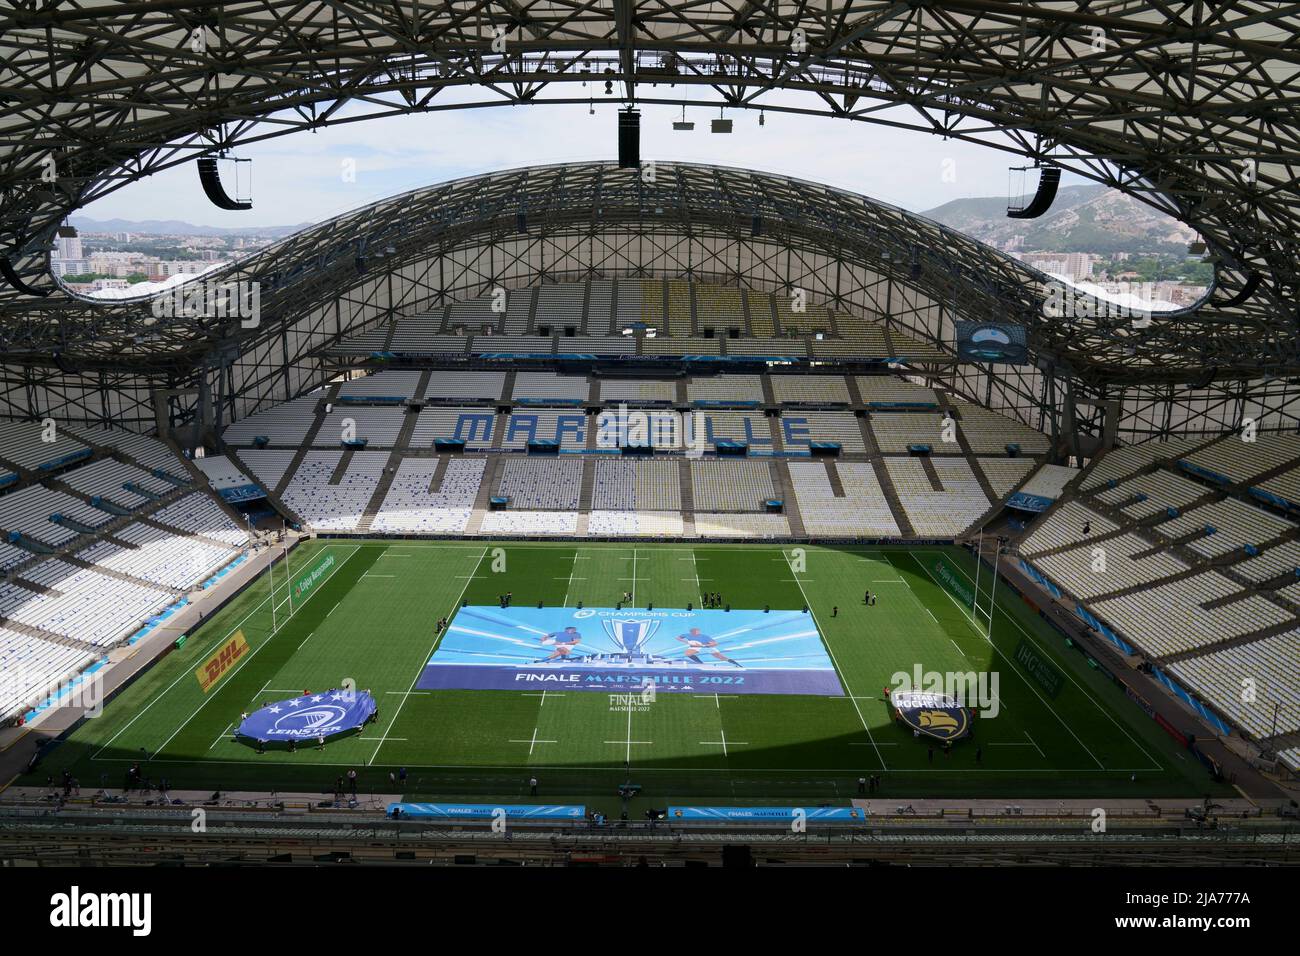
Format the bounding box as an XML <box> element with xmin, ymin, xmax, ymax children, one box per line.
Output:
<box><xmin>236</xmin><ymin>689</ymin><xmax>376</xmax><ymax>741</ymax></box>
<box><xmin>417</xmin><ymin>606</ymin><xmax>844</xmax><ymax>696</ymax></box>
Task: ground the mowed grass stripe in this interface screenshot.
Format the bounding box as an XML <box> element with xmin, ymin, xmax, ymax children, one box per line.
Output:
<box><xmin>29</xmin><ymin>541</ymin><xmax>1223</xmax><ymax>805</ymax></box>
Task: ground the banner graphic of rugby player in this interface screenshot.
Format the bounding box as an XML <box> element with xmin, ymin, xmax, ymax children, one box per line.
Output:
<box><xmin>417</xmin><ymin>606</ymin><xmax>844</xmax><ymax>696</ymax></box>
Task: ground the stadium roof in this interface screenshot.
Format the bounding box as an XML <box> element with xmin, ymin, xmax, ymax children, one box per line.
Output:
<box><xmin>1</xmin><ymin>1</ymin><xmax>1297</xmax><ymax>381</ymax></box>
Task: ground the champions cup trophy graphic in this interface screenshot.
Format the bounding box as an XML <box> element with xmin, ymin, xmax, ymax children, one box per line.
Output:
<box><xmin>599</xmin><ymin>617</ymin><xmax>665</xmax><ymax>664</ymax></box>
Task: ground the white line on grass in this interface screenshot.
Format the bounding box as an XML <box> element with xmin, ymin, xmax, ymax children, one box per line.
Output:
<box><xmin>906</xmin><ymin>551</ymin><xmax>1105</xmax><ymax>770</ymax></box>
<box><xmin>936</xmin><ymin>550</ymin><xmax>1161</xmax><ymax>770</ymax></box>
<box><xmin>93</xmin><ymin>543</ymin><xmax>361</xmax><ymax>761</ymax></box>
<box><xmin>562</xmin><ymin>550</ymin><xmax>580</xmax><ymax>607</ymax></box>
<box><xmin>367</xmin><ymin>546</ymin><xmax>489</xmax><ymax>766</ymax></box>
<box><xmin>208</xmin><ymin>723</ymin><xmax>232</xmax><ymax>750</ymax></box>
<box><xmin>781</xmin><ymin>549</ymin><xmax>886</xmax><ymax>770</ymax></box>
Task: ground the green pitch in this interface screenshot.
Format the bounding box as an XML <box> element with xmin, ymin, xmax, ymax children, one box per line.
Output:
<box><xmin>22</xmin><ymin>540</ymin><xmax>1227</xmax><ymax>812</ymax></box>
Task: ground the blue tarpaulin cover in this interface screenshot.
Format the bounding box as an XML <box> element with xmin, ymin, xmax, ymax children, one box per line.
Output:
<box><xmin>236</xmin><ymin>690</ymin><xmax>376</xmax><ymax>741</ymax></box>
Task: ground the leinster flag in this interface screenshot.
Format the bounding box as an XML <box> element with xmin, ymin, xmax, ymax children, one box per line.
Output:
<box><xmin>237</xmin><ymin>689</ymin><xmax>376</xmax><ymax>742</ymax></box>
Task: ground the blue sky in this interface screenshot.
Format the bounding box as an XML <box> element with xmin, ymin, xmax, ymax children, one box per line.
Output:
<box><xmin>82</xmin><ymin>91</ymin><xmax>1089</xmax><ymax>229</ymax></box>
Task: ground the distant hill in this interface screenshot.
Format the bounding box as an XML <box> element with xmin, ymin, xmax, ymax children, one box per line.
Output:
<box><xmin>921</xmin><ymin>182</ymin><xmax>1197</xmax><ymax>256</ymax></box>
<box><xmin>69</xmin><ymin>215</ymin><xmax>310</xmax><ymax>238</ymax></box>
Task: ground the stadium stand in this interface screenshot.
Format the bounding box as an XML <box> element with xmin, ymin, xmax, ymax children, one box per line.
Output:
<box><xmin>770</xmin><ymin>375</ymin><xmax>850</xmax><ymax>404</ymax></box>
<box><xmin>424</xmin><ymin>371</ymin><xmax>505</xmax><ymax>401</ymax></box>
<box><xmin>691</xmin><ymin>460</ymin><xmax>774</xmax><ymax>511</ymax></box>
<box><xmin>592</xmin><ymin>459</ymin><xmax>682</xmax><ymax>511</ymax></box>
<box><xmin>0</xmin><ymin>420</ymin><xmax>91</xmax><ymax>472</ymax></box>
<box><xmin>951</xmin><ymin>400</ymin><xmax>1052</xmax><ymax>455</ymax></box>
<box><xmin>63</xmin><ymin>458</ymin><xmax>172</xmax><ymax>509</ymax></box>
<box><xmin>338</xmin><ymin>370</ymin><xmax>422</xmax><ymax>401</ymax></box>
<box><xmin>280</xmin><ymin>450</ymin><xmax>388</xmax><ymax>531</ymax></box>
<box><xmin>316</xmin><ymin>406</ymin><xmax>406</xmax><ymax>447</ymax></box>
<box><xmin>497</xmin><ymin>459</ymin><xmax>583</xmax><ymax>510</ymax></box>
<box><xmin>687</xmin><ymin>374</ymin><xmax>764</xmax><ymax>404</ymax></box>
<box><xmin>479</xmin><ymin>510</ymin><xmax>579</xmax><ymax>536</ymax></box>
<box><xmin>789</xmin><ymin>461</ymin><xmax>899</xmax><ymax>536</ymax></box>
<box><xmin>1167</xmin><ymin>630</ymin><xmax>1300</xmax><ymax>740</ymax></box>
<box><xmin>884</xmin><ymin>457</ymin><xmax>990</xmax><ymax>537</ymax></box>
<box><xmin>222</xmin><ymin>394</ymin><xmax>322</xmax><ymax>447</ymax></box>
<box><xmin>512</xmin><ymin>371</ymin><xmax>589</xmax><ymax>402</ymax></box>
<box><xmin>372</xmin><ymin>457</ymin><xmax>485</xmax><ymax>534</ymax></box>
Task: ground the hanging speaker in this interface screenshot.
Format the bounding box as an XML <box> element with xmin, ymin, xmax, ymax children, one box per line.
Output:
<box><xmin>618</xmin><ymin>109</ymin><xmax>641</xmax><ymax>169</ymax></box>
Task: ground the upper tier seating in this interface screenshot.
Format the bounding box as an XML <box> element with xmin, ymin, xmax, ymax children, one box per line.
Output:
<box><xmin>1079</xmin><ymin>436</ymin><xmax>1212</xmax><ymax>492</ymax></box>
<box><xmin>424</xmin><ymin>371</ymin><xmax>505</xmax><ymax>401</ymax></box>
<box><xmin>222</xmin><ymin>394</ymin><xmax>321</xmax><ymax>446</ymax></box>
<box><xmin>686</xmin><ymin>374</ymin><xmax>764</xmax><ymax>404</ymax></box>
<box><xmin>855</xmin><ymin>377</ymin><xmax>938</xmax><ymax>405</ymax></box>
<box><xmin>586</xmin><ymin>280</ymin><xmax>614</xmax><ymax>335</ymax></box>
<box><xmin>337</xmin><ymin>370</ymin><xmax>422</xmax><ymax>401</ymax></box>
<box><xmin>770</xmin><ymin>375</ymin><xmax>850</xmax><ymax>404</ymax></box>
<box><xmin>512</xmin><ymin>371</ymin><xmax>589</xmax><ymax>402</ymax></box>
<box><xmin>1183</xmin><ymin>433</ymin><xmax>1300</xmax><ymax>484</ymax></box>
<box><xmin>63</xmin><ymin>457</ymin><xmax>172</xmax><ymax>508</ymax></box>
<box><xmin>536</xmin><ymin>283</ymin><xmax>584</xmax><ymax>333</ymax></box>
<box><xmin>315</xmin><ymin>406</ymin><xmax>406</xmax><ymax>447</ymax></box>
<box><xmin>0</xmin><ymin>420</ymin><xmax>90</xmax><ymax>471</ymax></box>
<box><xmin>235</xmin><ymin>449</ymin><xmax>299</xmax><ymax>491</ymax></box>
<box><xmin>951</xmin><ymin>401</ymin><xmax>1052</xmax><ymax>455</ymax></box>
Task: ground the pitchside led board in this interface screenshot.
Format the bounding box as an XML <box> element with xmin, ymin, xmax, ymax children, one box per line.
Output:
<box><xmin>955</xmin><ymin>320</ymin><xmax>1028</xmax><ymax>364</ymax></box>
<box><xmin>419</xmin><ymin>606</ymin><xmax>844</xmax><ymax>696</ymax></box>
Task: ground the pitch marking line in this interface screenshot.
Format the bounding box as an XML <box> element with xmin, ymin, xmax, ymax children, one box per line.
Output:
<box><xmin>93</xmin><ymin>543</ymin><xmax>361</xmax><ymax>761</ymax></box>
<box><xmin>905</xmin><ymin>551</ymin><xmax>1106</xmax><ymax>770</ymax></box>
<box><xmin>936</xmin><ymin>549</ymin><xmax>1161</xmax><ymax>771</ymax></box>
<box><xmin>209</xmin><ymin>723</ymin><xmax>232</xmax><ymax>750</ymax></box>
<box><xmin>367</xmin><ymin>546</ymin><xmax>489</xmax><ymax>766</ymax></box>
<box><xmin>561</xmin><ymin>549</ymin><xmax>580</xmax><ymax>607</ymax></box>
<box><xmin>509</xmin><ymin>728</ymin><xmax>557</xmax><ymax>755</ymax></box>
<box><xmin>698</xmin><ymin>730</ymin><xmax>747</xmax><ymax>756</ymax></box>
<box><xmin>782</xmin><ymin>549</ymin><xmax>886</xmax><ymax>771</ymax></box>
